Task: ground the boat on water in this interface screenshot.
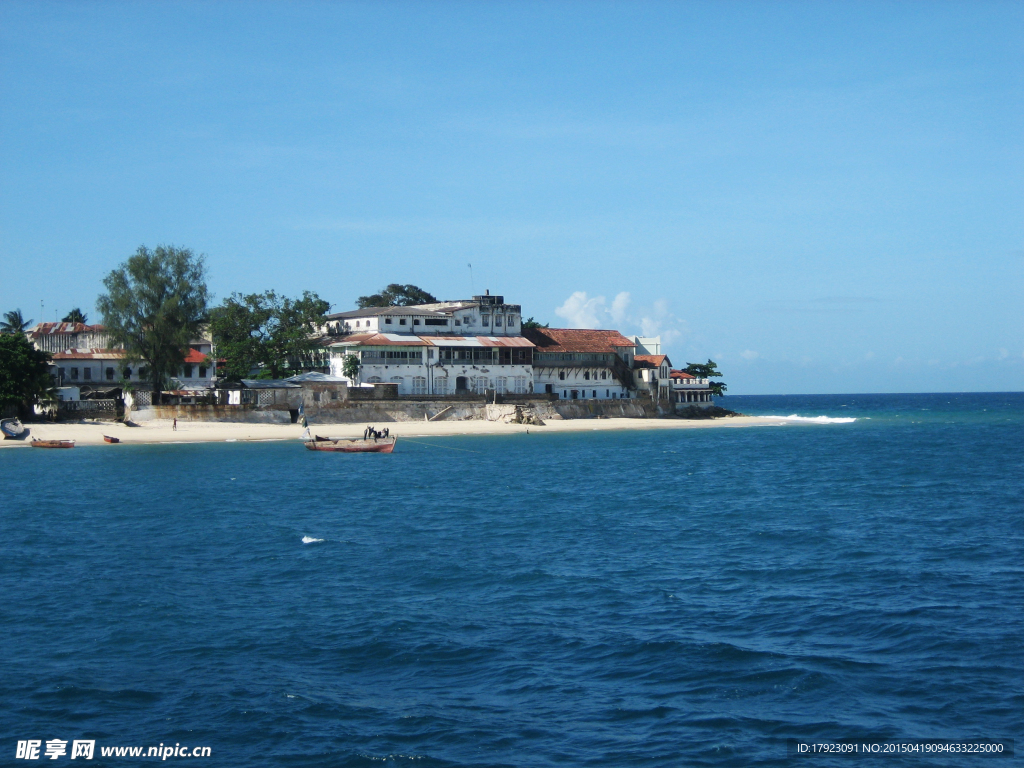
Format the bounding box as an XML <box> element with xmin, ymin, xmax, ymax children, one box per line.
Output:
<box><xmin>1</xmin><ymin>418</ymin><xmax>25</xmax><ymax>439</ymax></box>
<box><xmin>31</xmin><ymin>439</ymin><xmax>75</xmax><ymax>449</ymax></box>
<box><xmin>103</xmin><ymin>435</ymin><xmax>120</xmax><ymax>443</ymax></box>
<box><xmin>304</xmin><ymin>434</ymin><xmax>396</xmax><ymax>453</ymax></box>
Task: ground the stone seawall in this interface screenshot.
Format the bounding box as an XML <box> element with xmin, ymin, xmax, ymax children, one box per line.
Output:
<box><xmin>132</xmin><ymin>397</ymin><xmax>656</xmax><ymax>424</ymax></box>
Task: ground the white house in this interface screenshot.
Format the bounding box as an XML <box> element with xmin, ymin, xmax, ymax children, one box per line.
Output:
<box><xmin>327</xmin><ymin>332</ymin><xmax>534</xmax><ymax>396</ymax></box>
<box><xmin>670</xmin><ymin>369</ymin><xmax>715</xmax><ymax>406</ymax></box>
<box><xmin>323</xmin><ymin>291</ymin><xmax>523</xmax><ymax>337</ymax></box>
<box><xmin>523</xmin><ymin>328</ymin><xmax>636</xmax><ymax>400</ymax></box>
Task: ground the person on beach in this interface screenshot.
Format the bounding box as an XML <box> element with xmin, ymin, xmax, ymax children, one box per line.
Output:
<box><xmin>173</xmin><ymin>418</ymin><xmax>177</xmax><ymax>431</ymax></box>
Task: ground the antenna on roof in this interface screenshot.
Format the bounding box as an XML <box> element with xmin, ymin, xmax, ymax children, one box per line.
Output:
<box><xmin>468</xmin><ymin>263</ymin><xmax>474</xmax><ymax>294</ymax></box>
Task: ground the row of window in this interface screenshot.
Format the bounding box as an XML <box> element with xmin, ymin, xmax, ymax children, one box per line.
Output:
<box><xmin>350</xmin><ymin>314</ymin><xmax>520</xmax><ymax>330</ymax></box>
<box><xmin>57</xmin><ymin>365</ymin><xmax>207</xmax><ymax>382</ymax></box>
<box><xmin>558</xmin><ymin>370</ymin><xmax>609</xmax><ymax>381</ymax></box>
<box><xmin>363</xmin><ymin>376</ymin><xmax>530</xmax><ymax>394</ymax></box>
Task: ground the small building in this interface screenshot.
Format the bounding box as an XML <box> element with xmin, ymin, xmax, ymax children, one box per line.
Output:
<box><xmin>524</xmin><ymin>328</ymin><xmax>636</xmax><ymax>400</ymax></box>
<box><xmin>323</xmin><ymin>291</ymin><xmax>523</xmax><ymax>338</ymax></box>
<box><xmin>634</xmin><ymin>354</ymin><xmax>672</xmax><ymax>403</ymax></box>
<box><xmin>669</xmin><ymin>369</ymin><xmax>715</xmax><ymax>407</ymax></box>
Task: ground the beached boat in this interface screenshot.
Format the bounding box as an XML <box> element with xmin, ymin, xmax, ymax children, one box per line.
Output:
<box><xmin>31</xmin><ymin>439</ymin><xmax>75</xmax><ymax>449</ymax></box>
<box><xmin>103</xmin><ymin>435</ymin><xmax>120</xmax><ymax>443</ymax></box>
<box><xmin>1</xmin><ymin>417</ymin><xmax>25</xmax><ymax>439</ymax></box>
<box><xmin>304</xmin><ymin>434</ymin><xmax>396</xmax><ymax>453</ymax></box>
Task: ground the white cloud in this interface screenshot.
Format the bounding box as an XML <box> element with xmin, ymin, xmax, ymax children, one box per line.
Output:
<box><xmin>740</xmin><ymin>349</ymin><xmax>760</xmax><ymax>361</ymax></box>
<box><xmin>554</xmin><ymin>291</ymin><xmax>607</xmax><ymax>329</ymax></box>
<box><xmin>554</xmin><ymin>290</ymin><xmax>687</xmax><ymax>346</ymax></box>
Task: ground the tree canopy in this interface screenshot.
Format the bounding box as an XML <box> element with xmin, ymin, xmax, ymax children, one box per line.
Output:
<box><xmin>522</xmin><ymin>317</ymin><xmax>549</xmax><ymax>330</ymax></box>
<box><xmin>0</xmin><ymin>333</ymin><xmax>54</xmax><ymax>414</ymax></box>
<box><xmin>356</xmin><ymin>284</ymin><xmax>437</xmax><ymax>308</ymax></box>
<box><xmin>97</xmin><ymin>245</ymin><xmax>209</xmax><ymax>399</ymax></box>
<box><xmin>62</xmin><ymin>308</ymin><xmax>87</xmax><ymax>324</ymax></box>
<box><xmin>210</xmin><ymin>290</ymin><xmax>330</xmax><ymax>380</ymax></box>
<box><xmin>1</xmin><ymin>309</ymin><xmax>32</xmax><ymax>334</ymax></box>
<box><xmin>684</xmin><ymin>359</ymin><xmax>727</xmax><ymax>396</ymax></box>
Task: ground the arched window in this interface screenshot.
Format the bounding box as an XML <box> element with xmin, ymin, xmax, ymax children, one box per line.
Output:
<box><xmin>494</xmin><ymin>377</ymin><xmax>507</xmax><ymax>394</ymax></box>
<box><xmin>366</xmin><ymin>376</ymin><xmax>382</xmax><ymax>383</ymax></box>
<box><xmin>434</xmin><ymin>377</ymin><xmax>448</xmax><ymax>395</ymax></box>
<box><xmin>412</xmin><ymin>376</ymin><xmax>427</xmax><ymax>395</ymax></box>
<box><xmin>474</xmin><ymin>377</ymin><xmax>489</xmax><ymax>394</ymax></box>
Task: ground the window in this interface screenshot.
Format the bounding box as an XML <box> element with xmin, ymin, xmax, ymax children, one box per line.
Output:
<box><xmin>70</xmin><ymin>367</ymin><xmax>79</xmax><ymax>380</ymax></box>
<box><xmin>593</xmin><ymin>390</ymin><xmax>597</xmax><ymax>398</ymax></box>
<box><xmin>482</xmin><ymin>315</ymin><xmax>490</xmax><ymax>326</ymax></box>
<box><xmin>508</xmin><ymin>315</ymin><xmax>517</xmax><ymax>326</ymax></box>
<box><xmin>494</xmin><ymin>315</ymin><xmax>503</xmax><ymax>326</ymax></box>
<box><xmin>84</xmin><ymin>367</ymin><xmax>92</xmax><ymax>380</ymax></box>
<box><xmin>199</xmin><ymin>366</ymin><xmax>207</xmax><ymax>377</ymax></box>
<box><xmin>584</xmin><ymin>371</ymin><xmax>590</xmax><ymax>380</ymax></box>
<box><xmin>59</xmin><ymin>367</ymin><xmax>66</xmax><ymax>379</ymax></box>
<box><xmin>366</xmin><ymin>376</ymin><xmax>382</xmax><ymax>383</ymax></box>
<box><xmin>424</xmin><ymin>318</ymin><xmax>447</xmax><ymax>326</ymax></box>
<box><xmin>434</xmin><ymin>377</ymin><xmax>448</xmax><ymax>395</ymax></box>
<box><xmin>454</xmin><ymin>319</ymin><xmax>461</xmax><ymax>326</ymax></box>
<box><xmin>123</xmin><ymin>367</ymin><xmax>132</xmax><ymax>379</ymax></box>
<box><xmin>399</xmin><ymin>318</ymin><xmax>407</xmax><ymax>325</ymax></box>
<box><xmin>106</xmin><ymin>367</ymin><xmax>115</xmax><ymax>381</ymax></box>
<box><xmin>139</xmin><ymin>367</ymin><xmax>147</xmax><ymax>378</ymax></box>
<box><xmin>513</xmin><ymin>376</ymin><xmax>528</xmax><ymax>394</ymax></box>
<box><xmin>355</xmin><ymin>321</ymin><xmax>360</xmax><ymax>327</ymax></box>
<box><xmin>385</xmin><ymin>318</ymin><xmax>393</xmax><ymax>324</ymax></box>
<box><xmin>414</xmin><ymin>319</ymin><xmax>420</xmax><ymax>325</ymax></box>
<box><xmin>494</xmin><ymin>377</ymin><xmax>507</xmax><ymax>394</ymax></box>
<box><xmin>474</xmin><ymin>376</ymin><xmax>488</xmax><ymax>394</ymax></box>
<box><xmin>606</xmin><ymin>389</ymin><xmax>610</xmax><ymax>397</ymax></box>
<box><xmin>412</xmin><ymin>376</ymin><xmax>427</xmax><ymax>395</ymax></box>
<box><xmin>183</xmin><ymin>364</ymin><xmax>193</xmax><ymax>378</ymax></box>
<box><xmin>601</xmin><ymin>371</ymin><xmax>607</xmax><ymax>380</ymax></box>
<box><xmin>559</xmin><ymin>371</ymin><xmax>565</xmax><ymax>380</ymax></box>
<box><xmin>390</xmin><ymin>376</ymin><xmax>403</xmax><ymax>386</ymax></box>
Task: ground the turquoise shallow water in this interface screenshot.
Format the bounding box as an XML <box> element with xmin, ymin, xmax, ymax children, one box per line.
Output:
<box><xmin>2</xmin><ymin>393</ymin><xmax>1023</xmax><ymax>766</ymax></box>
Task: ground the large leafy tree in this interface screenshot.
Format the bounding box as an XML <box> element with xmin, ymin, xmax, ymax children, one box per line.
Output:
<box><xmin>683</xmin><ymin>359</ymin><xmax>727</xmax><ymax>396</ymax></box>
<box><xmin>0</xmin><ymin>333</ymin><xmax>54</xmax><ymax>415</ymax></box>
<box><xmin>357</xmin><ymin>284</ymin><xmax>437</xmax><ymax>308</ymax></box>
<box><xmin>62</xmin><ymin>308</ymin><xmax>87</xmax><ymax>324</ymax></box>
<box><xmin>97</xmin><ymin>245</ymin><xmax>210</xmax><ymax>401</ymax></box>
<box><xmin>210</xmin><ymin>290</ymin><xmax>329</xmax><ymax>380</ymax></box>
<box><xmin>1</xmin><ymin>309</ymin><xmax>32</xmax><ymax>334</ymax></box>
<box><xmin>522</xmin><ymin>317</ymin><xmax>549</xmax><ymax>330</ymax></box>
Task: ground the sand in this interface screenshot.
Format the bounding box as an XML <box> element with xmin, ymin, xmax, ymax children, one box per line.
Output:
<box><xmin>1</xmin><ymin>415</ymin><xmax>792</xmax><ymax>447</ymax></box>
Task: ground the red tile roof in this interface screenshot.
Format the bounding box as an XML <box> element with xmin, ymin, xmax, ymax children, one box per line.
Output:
<box><xmin>183</xmin><ymin>349</ymin><xmax>209</xmax><ymax>364</ymax></box>
<box><xmin>523</xmin><ymin>328</ymin><xmax>635</xmax><ymax>354</ymax></box>
<box><xmin>670</xmin><ymin>369</ymin><xmax>696</xmax><ymax>379</ymax></box>
<box><xmin>634</xmin><ymin>354</ymin><xmax>668</xmax><ymax>366</ymax></box>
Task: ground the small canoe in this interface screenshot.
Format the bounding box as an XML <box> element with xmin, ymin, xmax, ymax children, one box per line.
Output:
<box><xmin>1</xmin><ymin>417</ymin><xmax>25</xmax><ymax>439</ymax></box>
<box><xmin>31</xmin><ymin>439</ymin><xmax>75</xmax><ymax>449</ymax></box>
<box><xmin>304</xmin><ymin>435</ymin><xmax>396</xmax><ymax>453</ymax></box>
<box><xmin>103</xmin><ymin>435</ymin><xmax>120</xmax><ymax>443</ymax></box>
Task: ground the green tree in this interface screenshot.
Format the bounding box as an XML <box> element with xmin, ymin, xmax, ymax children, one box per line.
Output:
<box><xmin>357</xmin><ymin>283</ymin><xmax>437</xmax><ymax>308</ymax></box>
<box><xmin>683</xmin><ymin>358</ymin><xmax>727</xmax><ymax>396</ymax></box>
<box><xmin>210</xmin><ymin>290</ymin><xmax>330</xmax><ymax>380</ymax></box>
<box><xmin>62</xmin><ymin>308</ymin><xmax>87</xmax><ymax>324</ymax></box>
<box><xmin>0</xmin><ymin>333</ymin><xmax>54</xmax><ymax>415</ymax></box>
<box><xmin>341</xmin><ymin>353</ymin><xmax>360</xmax><ymax>383</ymax></box>
<box><xmin>1</xmin><ymin>309</ymin><xmax>32</xmax><ymax>334</ymax></box>
<box><xmin>522</xmin><ymin>317</ymin><xmax>549</xmax><ymax>330</ymax></box>
<box><xmin>97</xmin><ymin>245</ymin><xmax>210</xmax><ymax>402</ymax></box>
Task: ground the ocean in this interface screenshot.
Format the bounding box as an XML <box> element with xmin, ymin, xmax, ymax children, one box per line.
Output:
<box><xmin>2</xmin><ymin>392</ymin><xmax>1022</xmax><ymax>766</ymax></box>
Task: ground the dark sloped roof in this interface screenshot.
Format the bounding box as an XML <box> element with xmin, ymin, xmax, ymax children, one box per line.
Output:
<box><xmin>523</xmin><ymin>328</ymin><xmax>635</xmax><ymax>354</ymax></box>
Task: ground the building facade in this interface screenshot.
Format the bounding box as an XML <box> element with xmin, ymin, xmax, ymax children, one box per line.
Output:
<box><xmin>524</xmin><ymin>328</ymin><xmax>636</xmax><ymax>400</ymax></box>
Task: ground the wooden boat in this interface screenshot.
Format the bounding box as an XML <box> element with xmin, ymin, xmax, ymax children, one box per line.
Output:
<box><xmin>103</xmin><ymin>435</ymin><xmax>120</xmax><ymax>443</ymax></box>
<box><xmin>1</xmin><ymin>417</ymin><xmax>25</xmax><ymax>439</ymax></box>
<box><xmin>304</xmin><ymin>434</ymin><xmax>396</xmax><ymax>453</ymax></box>
<box><xmin>31</xmin><ymin>439</ymin><xmax>75</xmax><ymax>449</ymax></box>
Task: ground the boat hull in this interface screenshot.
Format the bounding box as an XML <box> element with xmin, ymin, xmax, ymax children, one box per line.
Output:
<box><xmin>103</xmin><ymin>435</ymin><xmax>120</xmax><ymax>443</ymax></box>
<box><xmin>31</xmin><ymin>439</ymin><xmax>75</xmax><ymax>449</ymax></box>
<box><xmin>1</xmin><ymin>418</ymin><xmax>25</xmax><ymax>439</ymax></box>
<box><xmin>304</xmin><ymin>436</ymin><xmax>396</xmax><ymax>453</ymax></box>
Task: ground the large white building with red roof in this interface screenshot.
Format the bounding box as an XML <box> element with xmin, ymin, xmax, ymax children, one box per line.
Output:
<box><xmin>524</xmin><ymin>327</ymin><xmax>637</xmax><ymax>400</ymax></box>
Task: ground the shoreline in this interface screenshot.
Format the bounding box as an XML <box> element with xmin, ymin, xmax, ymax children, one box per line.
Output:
<box><xmin>0</xmin><ymin>415</ymin><xmax>798</xmax><ymax>447</ymax></box>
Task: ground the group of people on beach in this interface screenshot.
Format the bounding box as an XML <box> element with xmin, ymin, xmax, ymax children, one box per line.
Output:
<box><xmin>363</xmin><ymin>425</ymin><xmax>389</xmax><ymax>440</ymax></box>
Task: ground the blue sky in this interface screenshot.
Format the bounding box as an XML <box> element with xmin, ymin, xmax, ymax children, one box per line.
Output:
<box><xmin>1</xmin><ymin>0</ymin><xmax>1021</xmax><ymax>394</ymax></box>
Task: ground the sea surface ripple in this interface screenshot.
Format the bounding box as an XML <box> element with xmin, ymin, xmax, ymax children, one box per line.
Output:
<box><xmin>2</xmin><ymin>393</ymin><xmax>1022</xmax><ymax>766</ymax></box>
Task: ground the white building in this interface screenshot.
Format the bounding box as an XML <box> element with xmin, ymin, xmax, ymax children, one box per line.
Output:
<box><xmin>523</xmin><ymin>328</ymin><xmax>636</xmax><ymax>400</ymax></box>
<box><xmin>323</xmin><ymin>291</ymin><xmax>523</xmax><ymax>337</ymax></box>
<box><xmin>670</xmin><ymin>369</ymin><xmax>715</xmax><ymax>405</ymax></box>
<box><xmin>327</xmin><ymin>332</ymin><xmax>534</xmax><ymax>396</ymax></box>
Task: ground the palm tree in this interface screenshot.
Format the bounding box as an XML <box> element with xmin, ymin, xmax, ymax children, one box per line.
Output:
<box><xmin>1</xmin><ymin>309</ymin><xmax>32</xmax><ymax>334</ymax></box>
<box><xmin>62</xmin><ymin>308</ymin><xmax>87</xmax><ymax>323</ymax></box>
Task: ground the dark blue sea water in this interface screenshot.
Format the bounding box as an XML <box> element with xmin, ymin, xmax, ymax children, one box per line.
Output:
<box><xmin>2</xmin><ymin>393</ymin><xmax>1022</xmax><ymax>766</ymax></box>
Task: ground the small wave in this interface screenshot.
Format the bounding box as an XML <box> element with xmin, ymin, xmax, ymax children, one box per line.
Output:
<box><xmin>763</xmin><ymin>414</ymin><xmax>857</xmax><ymax>424</ymax></box>
<box><xmin>301</xmin><ymin>536</ymin><xmax>324</xmax><ymax>544</ymax></box>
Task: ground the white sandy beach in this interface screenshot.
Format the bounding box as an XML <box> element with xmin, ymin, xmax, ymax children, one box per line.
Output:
<box><xmin>2</xmin><ymin>415</ymin><xmax>795</xmax><ymax>447</ymax></box>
